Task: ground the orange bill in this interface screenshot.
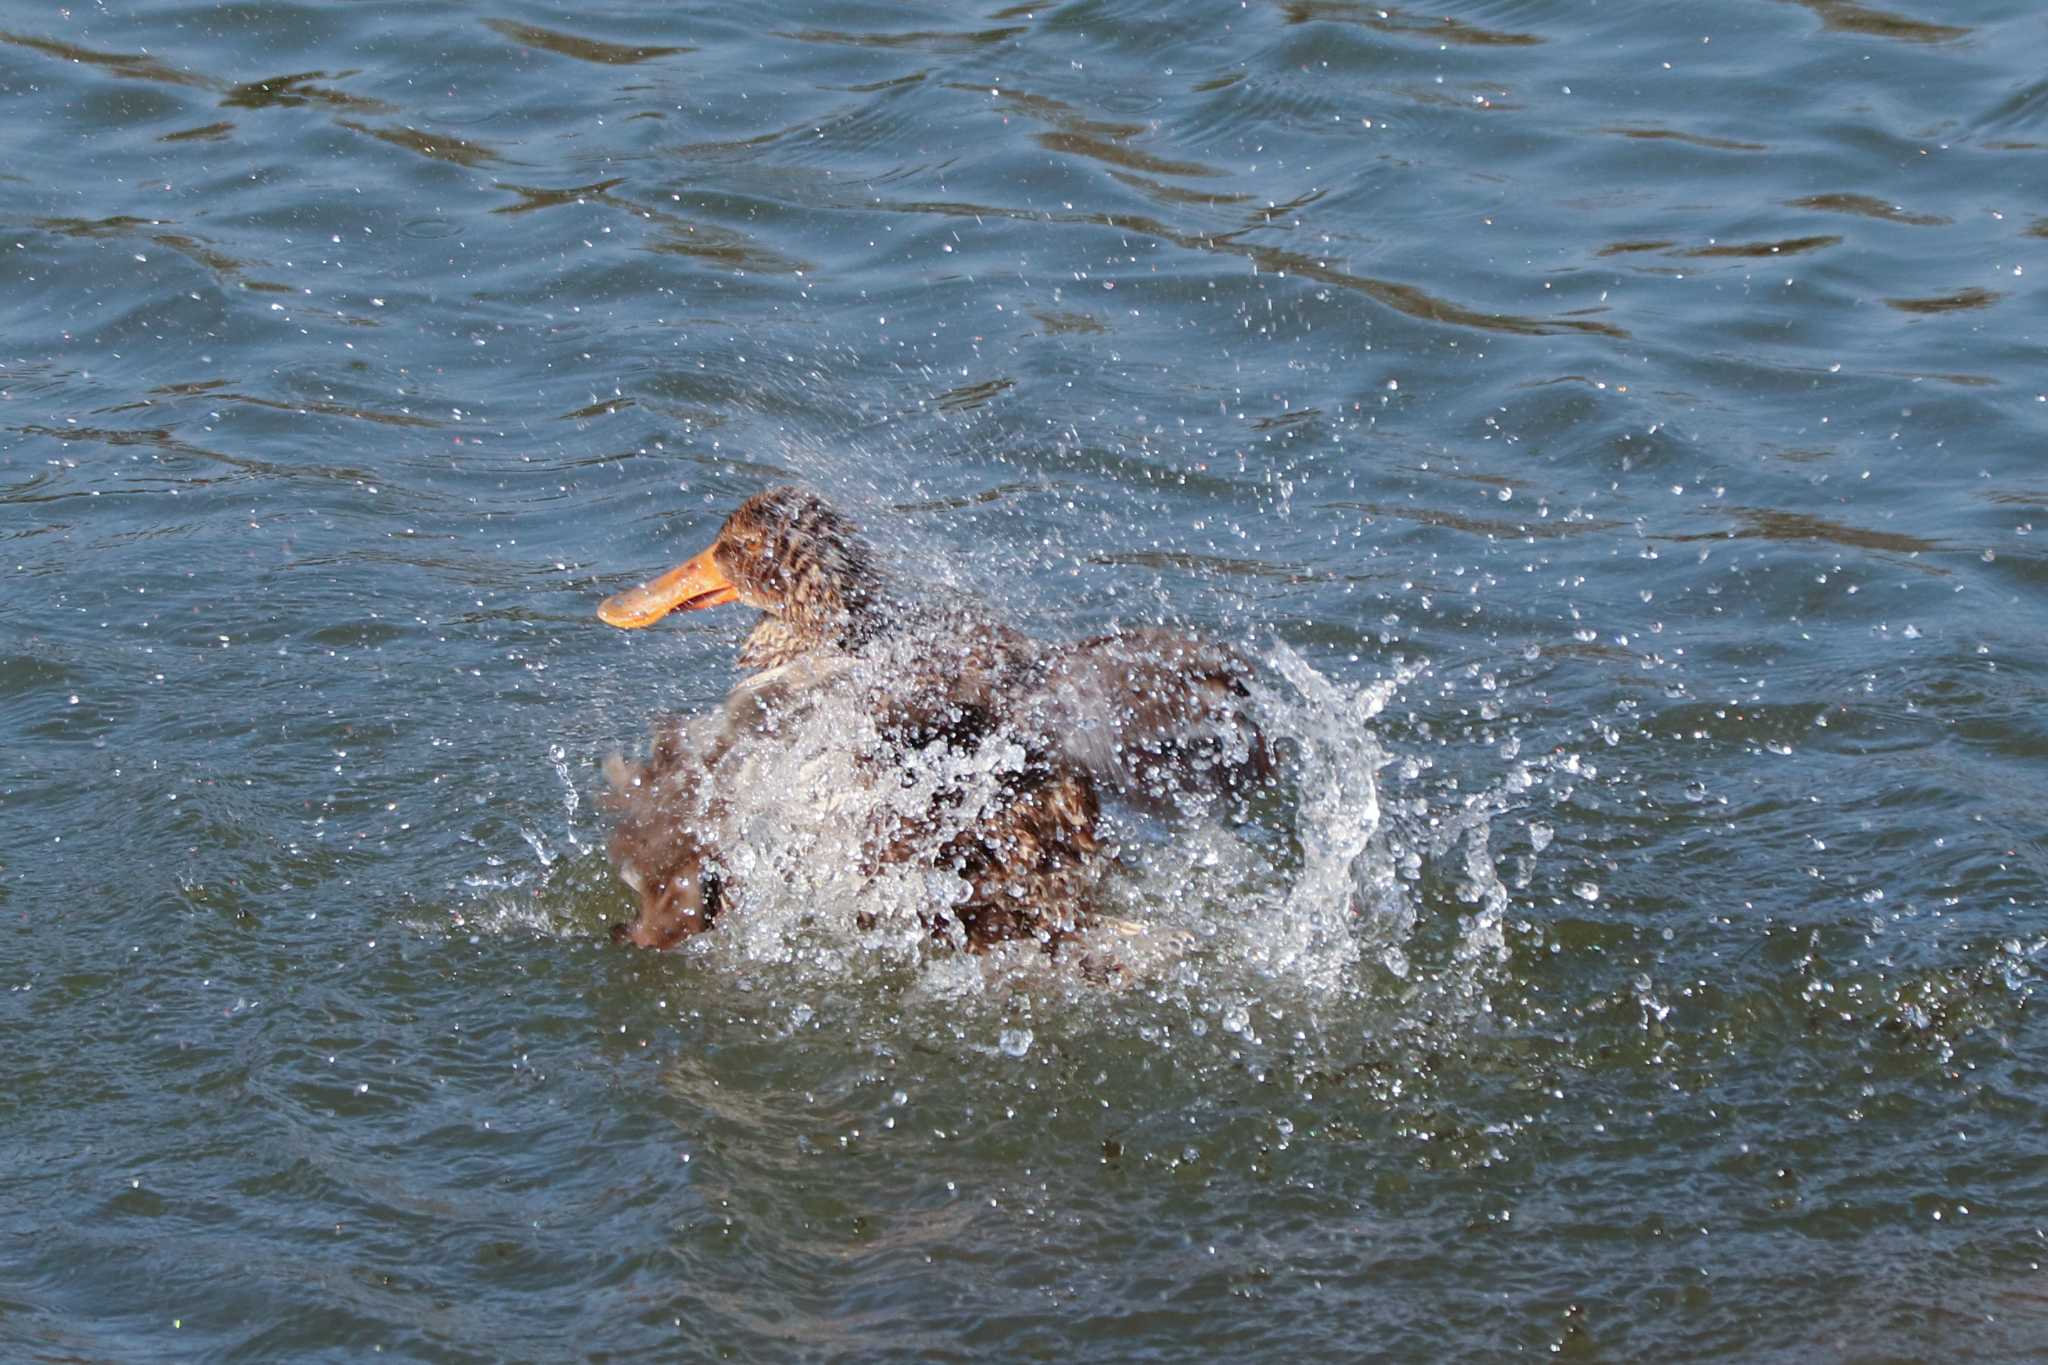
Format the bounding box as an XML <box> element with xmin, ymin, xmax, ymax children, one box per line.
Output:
<box><xmin>598</xmin><ymin>547</ymin><xmax>739</xmax><ymax>628</ymax></box>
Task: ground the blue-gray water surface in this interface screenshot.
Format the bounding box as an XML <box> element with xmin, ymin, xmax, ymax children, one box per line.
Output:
<box><xmin>4</xmin><ymin>0</ymin><xmax>2046</xmax><ymax>1359</ymax></box>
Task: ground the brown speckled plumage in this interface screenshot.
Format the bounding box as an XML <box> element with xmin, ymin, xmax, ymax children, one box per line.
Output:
<box><xmin>735</xmin><ymin>614</ymin><xmax>812</xmax><ymax>673</ymax></box>
<box><xmin>938</xmin><ymin>763</ymin><xmax>1100</xmax><ymax>950</ymax></box>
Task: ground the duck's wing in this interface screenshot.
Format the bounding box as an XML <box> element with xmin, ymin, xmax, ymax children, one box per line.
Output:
<box><xmin>1042</xmin><ymin>627</ymin><xmax>1273</xmax><ymax>806</ymax></box>
<box><xmin>602</xmin><ymin>737</ymin><xmax>727</xmax><ymax>949</ymax></box>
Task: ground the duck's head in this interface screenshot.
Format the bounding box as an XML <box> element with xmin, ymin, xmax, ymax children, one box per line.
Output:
<box><xmin>599</xmin><ymin>485</ymin><xmax>882</xmax><ymax>653</ymax></box>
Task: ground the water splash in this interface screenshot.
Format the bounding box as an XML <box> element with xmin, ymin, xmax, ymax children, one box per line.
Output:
<box><xmin>580</xmin><ymin>636</ymin><xmax>1469</xmax><ymax>1001</ymax></box>
<box><xmin>451</xmin><ymin>616</ymin><xmax>1540</xmax><ymax>1054</ymax></box>
<box><xmin>1255</xmin><ymin>641</ymin><xmax>1408</xmax><ymax>992</ymax></box>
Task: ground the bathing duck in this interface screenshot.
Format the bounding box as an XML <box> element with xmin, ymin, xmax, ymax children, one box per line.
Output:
<box><xmin>598</xmin><ymin>486</ymin><xmax>1097</xmax><ymax>953</ymax></box>
<box><xmin>597</xmin><ymin>485</ymin><xmax>1268</xmax><ymax>953</ymax></box>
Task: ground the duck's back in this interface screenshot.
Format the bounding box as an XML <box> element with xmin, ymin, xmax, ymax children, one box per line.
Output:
<box><xmin>1042</xmin><ymin>627</ymin><xmax>1273</xmax><ymax>807</ymax></box>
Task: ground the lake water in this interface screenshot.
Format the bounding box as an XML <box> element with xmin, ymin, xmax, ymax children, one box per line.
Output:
<box><xmin>5</xmin><ymin>0</ymin><xmax>2046</xmax><ymax>1358</ymax></box>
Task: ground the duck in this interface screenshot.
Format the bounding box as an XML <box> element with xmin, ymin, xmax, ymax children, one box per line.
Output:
<box><xmin>596</xmin><ymin>485</ymin><xmax>1270</xmax><ymax>954</ymax></box>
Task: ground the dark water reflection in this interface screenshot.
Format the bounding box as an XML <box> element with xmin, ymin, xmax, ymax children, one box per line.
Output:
<box><xmin>4</xmin><ymin>0</ymin><xmax>2047</xmax><ymax>1358</ymax></box>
